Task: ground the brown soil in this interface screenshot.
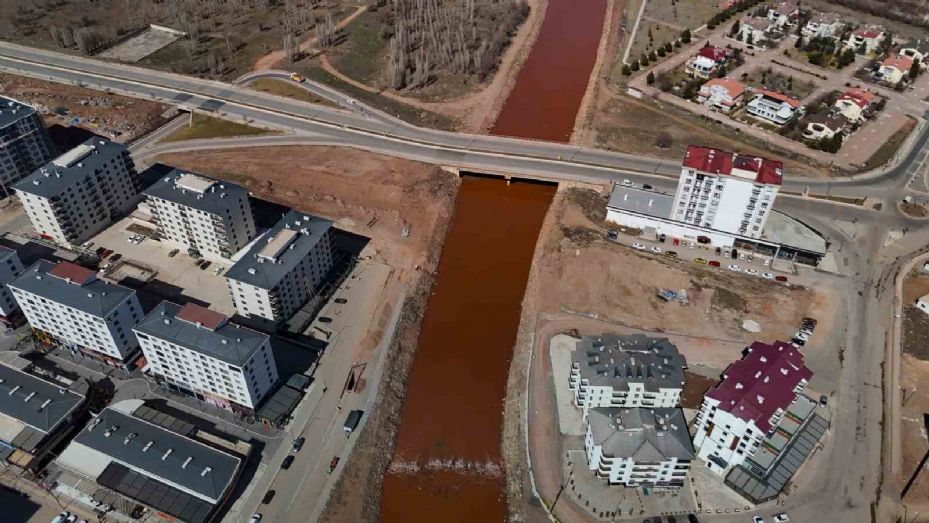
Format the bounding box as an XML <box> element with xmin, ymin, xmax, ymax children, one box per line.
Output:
<box><xmin>153</xmin><ymin>146</ymin><xmax>457</xmax><ymax>274</ymax></box>
<box><xmin>681</xmin><ymin>370</ymin><xmax>718</xmax><ymax>408</ymax></box>
<box><xmin>901</xmin><ymin>202</ymin><xmax>929</xmax><ymax>219</ymax></box>
<box><xmin>502</xmin><ymin>183</ymin><xmax>833</xmax><ymax>521</ymax></box>
<box><xmin>903</xmin><ymin>270</ymin><xmax>929</xmax><ymax>304</ymax></box>
<box><xmin>897</xmin><ymin>353</ymin><xmax>929</xmax><ymax>500</ymax></box>
<box><xmin>0</xmin><ymin>73</ymin><xmax>167</xmax><ymax>143</ymax></box>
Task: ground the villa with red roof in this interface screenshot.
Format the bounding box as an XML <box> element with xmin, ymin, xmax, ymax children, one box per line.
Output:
<box><xmin>670</xmin><ymin>145</ymin><xmax>782</xmax><ymax>238</ymax></box>
<box><xmin>686</xmin><ymin>46</ymin><xmax>734</xmax><ymax>79</ymax></box>
<box><xmin>697</xmin><ymin>78</ymin><xmax>747</xmax><ymax>112</ymax></box>
<box><xmin>746</xmin><ymin>89</ymin><xmax>801</xmax><ymax>126</ymax></box>
<box><xmin>834</xmin><ymin>88</ymin><xmax>876</xmax><ymax>123</ymax></box>
<box><xmin>843</xmin><ymin>25</ymin><xmax>885</xmax><ymax>55</ymax></box>
<box><xmin>692</xmin><ymin>341</ymin><xmax>812</xmax><ymax>475</ymax></box>
<box><xmin>878</xmin><ymin>54</ymin><xmax>915</xmax><ymax>85</ymax></box>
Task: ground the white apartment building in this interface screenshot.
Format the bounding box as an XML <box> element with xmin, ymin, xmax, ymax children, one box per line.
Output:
<box><xmin>226</xmin><ymin>211</ymin><xmax>334</xmax><ymax>323</ymax></box>
<box><xmin>670</xmin><ymin>145</ymin><xmax>782</xmax><ymax>239</ymax></box>
<box><xmin>134</xmin><ymin>301</ymin><xmax>278</xmax><ymax>415</ymax></box>
<box><xmin>143</xmin><ymin>170</ymin><xmax>256</xmax><ymax>262</ymax></box>
<box><xmin>0</xmin><ymin>246</ymin><xmax>24</xmax><ymax>325</ymax></box>
<box><xmin>692</xmin><ymin>341</ymin><xmax>812</xmax><ymax>475</ymax></box>
<box><xmin>13</xmin><ymin>137</ymin><xmax>141</xmax><ymax>247</ymax></box>
<box><xmin>585</xmin><ymin>407</ymin><xmax>694</xmax><ymax>488</ymax></box>
<box><xmin>9</xmin><ymin>260</ymin><xmax>142</xmax><ymax>366</ymax></box>
<box><xmin>569</xmin><ymin>334</ymin><xmax>686</xmax><ymax>417</ymax></box>
<box><xmin>0</xmin><ymin>97</ymin><xmax>56</xmax><ymax>195</ymax></box>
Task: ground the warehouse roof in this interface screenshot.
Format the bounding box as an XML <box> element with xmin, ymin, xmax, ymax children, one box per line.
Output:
<box><xmin>134</xmin><ymin>301</ymin><xmax>268</xmax><ymax>367</ymax></box>
<box><xmin>13</xmin><ymin>137</ymin><xmax>127</xmax><ymax>199</ymax></box>
<box><xmin>225</xmin><ymin>210</ymin><xmax>332</xmax><ymax>291</ymax></box>
<box><xmin>9</xmin><ymin>260</ymin><xmax>136</xmax><ymax>318</ymax></box>
<box><xmin>70</xmin><ymin>405</ymin><xmax>240</xmax><ymax>503</ymax></box>
<box><xmin>0</xmin><ymin>363</ymin><xmax>84</xmax><ymax>435</ymax></box>
<box><xmin>143</xmin><ymin>169</ymin><xmax>250</xmax><ymax>216</ymax></box>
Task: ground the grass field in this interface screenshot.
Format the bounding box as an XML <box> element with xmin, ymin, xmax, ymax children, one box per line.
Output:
<box><xmin>328</xmin><ymin>10</ymin><xmax>389</xmax><ymax>88</ymax></box>
<box><xmin>164</xmin><ymin>114</ymin><xmax>273</xmax><ymax>142</ymax></box>
<box><xmin>628</xmin><ymin>19</ymin><xmax>681</xmax><ymax>63</ymax></box>
<box><xmin>741</xmin><ymin>68</ymin><xmax>818</xmax><ymax>100</ymax></box>
<box><xmin>247</xmin><ymin>78</ymin><xmax>336</xmax><ymax>107</ymax></box>
<box><xmin>645</xmin><ymin>0</ymin><xmax>719</xmax><ymax>29</ymax></box>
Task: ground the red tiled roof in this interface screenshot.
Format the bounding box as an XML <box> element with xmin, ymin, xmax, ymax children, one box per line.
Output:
<box><xmin>755</xmin><ymin>88</ymin><xmax>802</xmax><ymax>108</ymax></box>
<box><xmin>176</xmin><ymin>303</ymin><xmax>227</xmax><ymax>330</ymax></box>
<box><xmin>698</xmin><ymin>46</ymin><xmax>732</xmax><ymax>62</ymax></box>
<box><xmin>882</xmin><ymin>54</ymin><xmax>915</xmax><ymax>72</ymax></box>
<box><xmin>706</xmin><ymin>341</ymin><xmax>812</xmax><ymax>432</ymax></box>
<box><xmin>838</xmin><ymin>88</ymin><xmax>875</xmax><ymax>109</ymax></box>
<box><xmin>682</xmin><ymin>145</ymin><xmax>784</xmax><ymax>185</ymax></box>
<box><xmin>853</xmin><ymin>26</ymin><xmax>883</xmax><ymax>39</ymax></box>
<box><xmin>48</xmin><ymin>261</ymin><xmax>96</xmax><ymax>285</ymax></box>
<box><xmin>702</xmin><ymin>78</ymin><xmax>747</xmax><ymax>98</ymax></box>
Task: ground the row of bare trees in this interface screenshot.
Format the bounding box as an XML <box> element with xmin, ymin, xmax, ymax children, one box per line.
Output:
<box><xmin>381</xmin><ymin>0</ymin><xmax>529</xmax><ymax>89</ymax></box>
<box><xmin>825</xmin><ymin>0</ymin><xmax>929</xmax><ymax>28</ymax></box>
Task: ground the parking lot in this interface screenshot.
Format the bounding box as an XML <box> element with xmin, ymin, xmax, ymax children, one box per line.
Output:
<box><xmin>89</xmin><ymin>216</ymin><xmax>235</xmax><ymax>315</ymax></box>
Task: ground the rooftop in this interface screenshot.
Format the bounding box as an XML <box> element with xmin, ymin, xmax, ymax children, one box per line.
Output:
<box><xmin>701</xmin><ymin>78</ymin><xmax>747</xmax><ymax>97</ymax></box>
<box><xmin>0</xmin><ymin>363</ymin><xmax>84</xmax><ymax>435</ymax></box>
<box><xmin>697</xmin><ymin>46</ymin><xmax>732</xmax><ymax>62</ymax></box>
<box><xmin>225</xmin><ymin>210</ymin><xmax>332</xmax><ymax>291</ymax></box>
<box><xmin>752</xmin><ymin>89</ymin><xmax>802</xmax><ymax>109</ymax></box>
<box><xmin>13</xmin><ymin>137</ymin><xmax>128</xmax><ymax>199</ymax></box>
<box><xmin>607</xmin><ymin>185</ymin><xmax>673</xmax><ymax>218</ymax></box>
<box><xmin>9</xmin><ymin>260</ymin><xmax>136</xmax><ymax>318</ymax></box>
<box><xmin>571</xmin><ymin>334</ymin><xmax>686</xmax><ymax>393</ymax></box>
<box><xmin>0</xmin><ymin>96</ymin><xmax>39</xmax><ymax>129</ymax></box>
<box><xmin>808</xmin><ymin>12</ymin><xmax>842</xmax><ymax>24</ymax></box>
<box><xmin>587</xmin><ymin>407</ymin><xmax>694</xmax><ymax>461</ymax></box>
<box><xmin>837</xmin><ymin>88</ymin><xmax>876</xmax><ymax>109</ymax></box>
<box><xmin>134</xmin><ymin>301</ymin><xmax>269</xmax><ymax>367</ymax></box>
<box><xmin>882</xmin><ymin>54</ymin><xmax>915</xmax><ymax>71</ymax></box>
<box><xmin>902</xmin><ymin>39</ymin><xmax>929</xmax><ymax>54</ymax></box>
<box><xmin>805</xmin><ymin>112</ymin><xmax>848</xmax><ymax>131</ymax></box>
<box><xmin>682</xmin><ymin>145</ymin><xmax>784</xmax><ymax>185</ymax></box>
<box><xmin>852</xmin><ymin>25</ymin><xmax>883</xmax><ymax>38</ymax></box>
<box><xmin>706</xmin><ymin>341</ymin><xmax>812</xmax><ymax>432</ymax></box>
<box><xmin>143</xmin><ymin>169</ymin><xmax>250</xmax><ymax>217</ymax></box>
<box><xmin>65</xmin><ymin>402</ymin><xmax>240</xmax><ymax>503</ymax></box>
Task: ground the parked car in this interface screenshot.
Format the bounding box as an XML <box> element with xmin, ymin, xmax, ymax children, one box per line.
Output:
<box><xmin>328</xmin><ymin>456</ymin><xmax>340</xmax><ymax>473</ymax></box>
<box><xmin>334</xmin><ymin>298</ymin><xmax>348</xmax><ymax>304</ymax></box>
<box><xmin>708</xmin><ymin>260</ymin><xmax>721</xmax><ymax>267</ymax></box>
<box><xmin>658</xmin><ymin>233</ymin><xmax>667</xmax><ymax>243</ymax></box>
<box><xmin>663</xmin><ymin>251</ymin><xmax>678</xmax><ymax>258</ymax></box>
<box><xmin>774</xmin><ymin>514</ymin><xmax>789</xmax><ymax>522</ymax></box>
<box><xmin>213</xmin><ymin>266</ymin><xmax>223</xmax><ymax>275</ymax></box>
<box><xmin>775</xmin><ymin>275</ymin><xmax>788</xmax><ymax>282</ymax></box>
<box><xmin>762</xmin><ymin>272</ymin><xmax>774</xmax><ymax>279</ymax></box>
<box><xmin>168</xmin><ymin>249</ymin><xmax>179</xmax><ymax>258</ymax></box>
<box><xmin>642</xmin><ymin>184</ymin><xmax>653</xmax><ymax>190</ymax></box>
<box><xmin>715</xmin><ymin>247</ymin><xmax>722</xmax><ymax>255</ymax></box>
<box><xmin>730</xmin><ymin>249</ymin><xmax>738</xmax><ymax>259</ymax></box>
<box><xmin>753</xmin><ymin>517</ymin><xmax>765</xmax><ymax>523</ymax></box>
<box><xmin>110</xmin><ymin>253</ymin><xmax>122</xmax><ymax>262</ymax></box>
<box><xmin>745</xmin><ymin>268</ymin><xmax>758</xmax><ymax>276</ymax></box>
<box><xmin>650</xmin><ymin>246</ymin><xmax>662</xmax><ymax>254</ymax></box>
<box><xmin>819</xmin><ymin>395</ymin><xmax>828</xmax><ymax>408</ymax></box>
<box><xmin>262</xmin><ymin>490</ymin><xmax>276</xmax><ymax>504</ymax></box>
<box><xmin>292</xmin><ymin>437</ymin><xmax>306</xmax><ymax>453</ymax></box>
<box><xmin>632</xmin><ymin>242</ymin><xmax>646</xmax><ymax>250</ymax></box>
<box><xmin>688</xmin><ymin>515</ymin><xmax>700</xmax><ymax>523</ymax></box>
<box><xmin>200</xmin><ymin>261</ymin><xmax>212</xmax><ymax>270</ymax></box>
<box><xmin>728</xmin><ymin>264</ymin><xmax>741</xmax><ymax>272</ymax></box>
<box><xmin>792</xmin><ymin>337</ymin><xmax>806</xmax><ymax>347</ymax></box>
<box><xmin>343</xmin><ymin>410</ymin><xmax>364</xmax><ymax>434</ymax></box>
<box><xmin>697</xmin><ymin>235</ymin><xmax>711</xmax><ymax>244</ymax></box>
<box><xmin>607</xmin><ymin>230</ymin><xmax>619</xmax><ymax>240</ymax></box>
<box><xmin>693</xmin><ymin>258</ymin><xmax>707</xmax><ymax>265</ymax></box>
<box><xmin>51</xmin><ymin>513</ymin><xmax>72</xmax><ymax>523</ymax></box>
<box><xmin>248</xmin><ymin>514</ymin><xmax>262</xmax><ymax>523</ymax></box>
<box><xmin>318</xmin><ymin>317</ymin><xmax>333</xmax><ymax>323</ymax></box>
<box><xmin>621</xmin><ymin>179</ymin><xmax>632</xmax><ymax>186</ymax></box>
<box><xmin>281</xmin><ymin>455</ymin><xmax>295</xmax><ymax>469</ymax></box>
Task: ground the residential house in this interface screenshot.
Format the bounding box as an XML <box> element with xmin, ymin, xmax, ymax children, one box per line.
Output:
<box><xmin>803</xmin><ymin>113</ymin><xmax>847</xmax><ymax>141</ymax></box>
<box><xmin>916</xmin><ymin>294</ymin><xmax>929</xmax><ymax>315</ymax></box>
<box><xmin>746</xmin><ymin>89</ymin><xmax>802</xmax><ymax>126</ymax></box>
<box><xmin>585</xmin><ymin>407</ymin><xmax>694</xmax><ymax>488</ymax></box>
<box><xmin>739</xmin><ymin>18</ymin><xmax>773</xmax><ymax>46</ymax></box>
<box><xmin>801</xmin><ymin>12</ymin><xmax>844</xmax><ymax>39</ymax></box>
<box><xmin>900</xmin><ymin>39</ymin><xmax>929</xmax><ymax>63</ymax></box>
<box><xmin>833</xmin><ymin>88</ymin><xmax>875</xmax><ymax>123</ymax></box>
<box><xmin>692</xmin><ymin>341</ymin><xmax>812</xmax><ymax>475</ymax></box>
<box><xmin>844</xmin><ymin>25</ymin><xmax>885</xmax><ymax>54</ymax></box>
<box><xmin>698</xmin><ymin>78</ymin><xmax>747</xmax><ymax>112</ymax></box>
<box><xmin>878</xmin><ymin>54</ymin><xmax>914</xmax><ymax>84</ymax></box>
<box><xmin>568</xmin><ymin>334</ymin><xmax>686</xmax><ymax>417</ymax></box>
<box><xmin>767</xmin><ymin>0</ymin><xmax>800</xmax><ymax>28</ymax></box>
<box><xmin>686</xmin><ymin>46</ymin><xmax>734</xmax><ymax>79</ymax></box>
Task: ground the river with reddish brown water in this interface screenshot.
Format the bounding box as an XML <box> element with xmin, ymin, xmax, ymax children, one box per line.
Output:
<box><xmin>379</xmin><ymin>0</ymin><xmax>607</xmax><ymax>520</ymax></box>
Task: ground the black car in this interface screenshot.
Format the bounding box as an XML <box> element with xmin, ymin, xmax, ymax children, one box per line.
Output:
<box><xmin>688</xmin><ymin>515</ymin><xmax>700</xmax><ymax>523</ymax></box>
<box><xmin>334</xmin><ymin>298</ymin><xmax>347</xmax><ymax>304</ymax></box>
<box><xmin>110</xmin><ymin>253</ymin><xmax>122</xmax><ymax>262</ymax></box>
<box><xmin>281</xmin><ymin>455</ymin><xmax>295</xmax><ymax>469</ymax></box>
<box><xmin>642</xmin><ymin>184</ymin><xmax>653</xmax><ymax>190</ymax></box>
<box><xmin>262</xmin><ymin>490</ymin><xmax>276</xmax><ymax>504</ymax></box>
<box><xmin>715</xmin><ymin>247</ymin><xmax>722</xmax><ymax>255</ymax></box>
<box><xmin>168</xmin><ymin>249</ymin><xmax>179</xmax><ymax>258</ymax></box>
<box><xmin>200</xmin><ymin>261</ymin><xmax>212</xmax><ymax>270</ymax></box>
<box><xmin>607</xmin><ymin>230</ymin><xmax>619</xmax><ymax>240</ymax></box>
<box><xmin>292</xmin><ymin>437</ymin><xmax>306</xmax><ymax>453</ymax></box>
<box><xmin>731</xmin><ymin>248</ymin><xmax>738</xmax><ymax>259</ymax></box>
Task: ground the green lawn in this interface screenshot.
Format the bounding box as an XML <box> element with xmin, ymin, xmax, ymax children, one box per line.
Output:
<box><xmin>248</xmin><ymin>78</ymin><xmax>337</xmax><ymax>107</ymax></box>
<box><xmin>164</xmin><ymin>114</ymin><xmax>273</xmax><ymax>142</ymax></box>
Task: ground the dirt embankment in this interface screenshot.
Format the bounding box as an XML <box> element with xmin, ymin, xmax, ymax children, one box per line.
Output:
<box><xmin>154</xmin><ymin>146</ymin><xmax>456</xmax><ymax>274</ymax></box>
<box><xmin>0</xmin><ymin>73</ymin><xmax>167</xmax><ymax>143</ymax></box>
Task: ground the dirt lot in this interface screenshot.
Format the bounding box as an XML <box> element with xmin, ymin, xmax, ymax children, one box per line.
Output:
<box><xmin>898</xmin><ymin>270</ymin><xmax>929</xmax><ymax>501</ymax></box>
<box><xmin>502</xmin><ymin>183</ymin><xmax>836</xmax><ymax>521</ymax></box>
<box><xmin>0</xmin><ymin>73</ymin><xmax>167</xmax><ymax>143</ymax></box>
<box><xmin>154</xmin><ymin>146</ymin><xmax>457</xmax><ymax>274</ymax></box>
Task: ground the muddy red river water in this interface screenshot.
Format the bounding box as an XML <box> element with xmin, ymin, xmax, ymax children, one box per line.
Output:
<box><xmin>380</xmin><ymin>0</ymin><xmax>607</xmax><ymax>520</ymax></box>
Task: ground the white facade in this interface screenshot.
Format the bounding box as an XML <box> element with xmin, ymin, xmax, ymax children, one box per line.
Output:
<box><xmin>9</xmin><ymin>261</ymin><xmax>142</xmax><ymax>363</ymax></box>
<box><xmin>686</xmin><ymin>56</ymin><xmax>717</xmax><ymax>79</ymax></box>
<box><xmin>144</xmin><ymin>171</ymin><xmax>256</xmax><ymax>262</ymax></box>
<box><xmin>584</xmin><ymin>408</ymin><xmax>693</xmax><ymax>487</ymax></box>
<box><xmin>844</xmin><ymin>28</ymin><xmax>885</xmax><ymax>54</ymax></box>
<box><xmin>916</xmin><ymin>294</ymin><xmax>929</xmax><ymax>316</ymax></box>
<box><xmin>746</xmin><ymin>93</ymin><xmax>798</xmax><ymax>126</ymax></box>
<box><xmin>698</xmin><ymin>79</ymin><xmax>745</xmax><ymax>113</ymax></box>
<box><xmin>14</xmin><ymin>138</ymin><xmax>140</xmax><ymax>247</ymax></box>
<box><xmin>134</xmin><ymin>303</ymin><xmax>278</xmax><ymax>413</ymax></box>
<box><xmin>226</xmin><ymin>212</ymin><xmax>334</xmax><ymax>323</ymax></box>
<box><xmin>671</xmin><ymin>166</ymin><xmax>779</xmax><ymax>239</ymax></box>
<box><xmin>692</xmin><ymin>396</ymin><xmax>767</xmax><ymax>474</ymax></box>
<box><xmin>801</xmin><ymin>14</ymin><xmax>844</xmax><ymax>38</ymax></box>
